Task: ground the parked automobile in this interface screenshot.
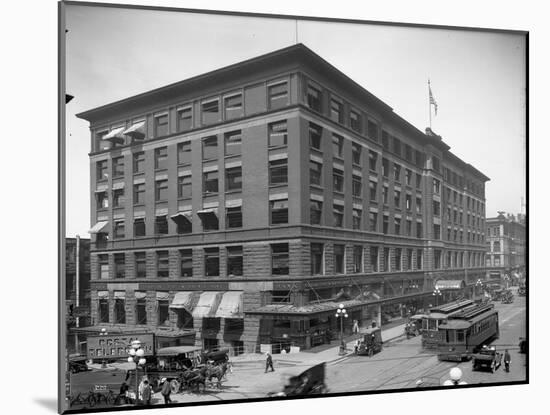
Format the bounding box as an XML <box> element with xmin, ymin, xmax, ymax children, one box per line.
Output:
<box><xmin>68</xmin><ymin>355</ymin><xmax>90</xmax><ymax>374</ymax></box>
<box><xmin>472</xmin><ymin>345</ymin><xmax>502</xmax><ymax>372</ymax></box>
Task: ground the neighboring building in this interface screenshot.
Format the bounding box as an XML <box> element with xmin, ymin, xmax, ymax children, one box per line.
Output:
<box><xmin>76</xmin><ymin>44</ymin><xmax>489</xmax><ymax>354</ymax></box>
<box><xmin>65</xmin><ymin>236</ymin><xmax>91</xmax><ymax>354</ymax></box>
<box><xmin>486</xmin><ymin>212</ymin><xmax>526</xmax><ymax>285</ymax></box>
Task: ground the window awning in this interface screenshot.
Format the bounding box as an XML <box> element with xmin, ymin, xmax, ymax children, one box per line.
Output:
<box><xmin>197</xmin><ymin>208</ymin><xmax>218</xmax><ymax>217</ymax></box>
<box><xmin>215</xmin><ymin>291</ymin><xmax>243</xmax><ymax>318</ymax></box>
<box><xmin>135</xmin><ymin>292</ymin><xmax>147</xmax><ymax>299</ymax></box>
<box><xmin>435</xmin><ymin>280</ymin><xmax>466</xmax><ymax>290</ymax></box>
<box><xmin>170</xmin><ymin>211</ymin><xmax>192</xmax><ymax>223</ymax></box>
<box><xmin>89</xmin><ymin>221</ymin><xmax>109</xmax><ymax>234</ymax></box>
<box><xmin>156</xmin><ymin>292</ymin><xmax>170</xmax><ymax>300</ymax></box>
<box><xmin>112</xmin><ymin>182</ymin><xmax>125</xmax><ymax>190</ymax></box>
<box><xmin>192</xmin><ymin>292</ymin><xmax>222</xmax><ymax>318</ymax></box>
<box><xmin>122</xmin><ymin>121</ymin><xmax>146</xmax><ymax>139</ymax></box>
<box><xmin>114</xmin><ymin>291</ymin><xmax>126</xmax><ymax>299</ymax></box>
<box><xmin>169</xmin><ymin>292</ymin><xmax>195</xmax><ymax>312</ymax></box>
<box><xmin>97</xmin><ymin>291</ymin><xmax>109</xmax><ymax>298</ymax></box>
<box><xmin>103</xmin><ymin>127</ymin><xmax>125</xmax><ymax>143</ymax></box>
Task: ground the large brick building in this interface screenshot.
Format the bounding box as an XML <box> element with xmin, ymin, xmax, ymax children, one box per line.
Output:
<box><xmin>77</xmin><ymin>44</ymin><xmax>489</xmax><ymax>354</ymax></box>
<box><xmin>486</xmin><ymin>212</ymin><xmax>526</xmax><ymax>286</ymax></box>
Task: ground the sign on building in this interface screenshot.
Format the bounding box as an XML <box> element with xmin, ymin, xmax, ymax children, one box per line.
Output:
<box><xmin>86</xmin><ymin>333</ymin><xmax>154</xmax><ymax>359</ymax></box>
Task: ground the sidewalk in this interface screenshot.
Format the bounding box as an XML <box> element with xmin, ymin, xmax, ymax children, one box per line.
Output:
<box><xmin>231</xmin><ymin>322</ymin><xmax>407</xmax><ymax>367</ymax></box>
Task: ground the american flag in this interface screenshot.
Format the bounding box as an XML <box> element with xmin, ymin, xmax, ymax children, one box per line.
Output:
<box><xmin>429</xmin><ymin>85</ymin><xmax>438</xmax><ymax>116</ymax></box>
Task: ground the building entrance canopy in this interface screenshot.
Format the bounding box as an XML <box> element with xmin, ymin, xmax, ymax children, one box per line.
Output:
<box><xmin>435</xmin><ymin>280</ymin><xmax>466</xmax><ymax>290</ymax></box>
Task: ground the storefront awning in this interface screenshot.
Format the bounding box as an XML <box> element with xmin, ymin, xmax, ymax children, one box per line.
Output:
<box><xmin>192</xmin><ymin>292</ymin><xmax>222</xmax><ymax>318</ymax></box>
<box><xmin>156</xmin><ymin>346</ymin><xmax>202</xmax><ymax>357</ymax></box>
<box><xmin>215</xmin><ymin>291</ymin><xmax>243</xmax><ymax>318</ymax></box>
<box><xmin>435</xmin><ymin>280</ymin><xmax>465</xmax><ymax>290</ymax></box>
<box><xmin>170</xmin><ymin>292</ymin><xmax>195</xmax><ymax>312</ymax></box>
<box><xmin>89</xmin><ymin>221</ymin><xmax>109</xmax><ymax>234</ymax></box>
<box><xmin>122</xmin><ymin>121</ymin><xmax>145</xmax><ymax>139</ymax></box>
<box><xmin>103</xmin><ymin>127</ymin><xmax>125</xmax><ymax>143</ymax></box>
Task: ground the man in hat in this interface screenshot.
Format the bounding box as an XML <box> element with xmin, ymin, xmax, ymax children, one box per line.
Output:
<box><xmin>265</xmin><ymin>352</ymin><xmax>274</xmax><ymax>373</ymax></box>
<box><xmin>160</xmin><ymin>377</ymin><xmax>172</xmax><ymax>404</ymax></box>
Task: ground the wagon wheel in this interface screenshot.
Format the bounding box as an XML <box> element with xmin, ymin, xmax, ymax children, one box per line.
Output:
<box><xmin>170</xmin><ymin>379</ymin><xmax>181</xmax><ymax>394</ymax></box>
<box><xmin>368</xmin><ymin>348</ymin><xmax>374</xmax><ymax>357</ymax></box>
<box><xmin>491</xmin><ymin>362</ymin><xmax>496</xmax><ymax>373</ymax></box>
<box><xmin>88</xmin><ymin>394</ymin><xmax>97</xmax><ymax>407</ymax></box>
<box><xmin>194</xmin><ymin>381</ymin><xmax>206</xmax><ymax>394</ymax></box>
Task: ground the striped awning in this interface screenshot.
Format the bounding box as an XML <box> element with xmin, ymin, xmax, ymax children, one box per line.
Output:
<box><xmin>192</xmin><ymin>292</ymin><xmax>222</xmax><ymax>318</ymax></box>
<box><xmin>88</xmin><ymin>221</ymin><xmax>108</xmax><ymax>234</ymax></box>
<box><xmin>170</xmin><ymin>292</ymin><xmax>195</xmax><ymax>312</ymax></box>
<box><xmin>215</xmin><ymin>292</ymin><xmax>243</xmax><ymax>318</ymax></box>
<box><xmin>435</xmin><ymin>280</ymin><xmax>466</xmax><ymax>290</ymax></box>
<box><xmin>122</xmin><ymin>121</ymin><xmax>145</xmax><ymax>139</ymax></box>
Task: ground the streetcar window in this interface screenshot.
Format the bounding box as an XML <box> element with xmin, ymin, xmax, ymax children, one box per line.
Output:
<box><xmin>456</xmin><ymin>330</ymin><xmax>465</xmax><ymax>342</ymax></box>
<box><xmin>428</xmin><ymin>319</ymin><xmax>437</xmax><ymax>331</ymax></box>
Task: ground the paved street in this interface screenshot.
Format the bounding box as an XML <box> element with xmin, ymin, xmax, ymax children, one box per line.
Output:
<box><xmin>67</xmin><ymin>291</ymin><xmax>526</xmax><ymax>408</ymax></box>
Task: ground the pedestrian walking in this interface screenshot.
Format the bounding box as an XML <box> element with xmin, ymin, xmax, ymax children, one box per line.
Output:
<box><xmin>354</xmin><ymin>339</ymin><xmax>360</xmax><ymax>354</ymax></box>
<box><xmin>141</xmin><ymin>380</ymin><xmax>152</xmax><ymax>406</ymax></box>
<box><xmin>352</xmin><ymin>319</ymin><xmax>359</xmax><ymax>334</ymax></box>
<box><xmin>265</xmin><ymin>352</ymin><xmax>274</xmax><ymax>373</ymax></box>
<box><xmin>504</xmin><ymin>349</ymin><xmax>511</xmax><ymax>372</ymax></box>
<box><xmin>118</xmin><ymin>382</ymin><xmax>129</xmax><ymax>404</ymax></box>
<box><xmin>160</xmin><ymin>377</ymin><xmax>172</xmax><ymax>404</ymax></box>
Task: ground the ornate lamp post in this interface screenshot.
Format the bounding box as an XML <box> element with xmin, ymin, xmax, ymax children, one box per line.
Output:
<box><xmin>99</xmin><ymin>328</ymin><xmax>108</xmax><ymax>368</ymax></box>
<box><xmin>127</xmin><ymin>340</ymin><xmax>146</xmax><ymax>405</ymax></box>
<box><xmin>443</xmin><ymin>367</ymin><xmax>468</xmax><ymax>385</ymax></box>
<box><xmin>475</xmin><ymin>278</ymin><xmax>483</xmax><ymax>300</ymax></box>
<box><xmin>335</xmin><ymin>303</ymin><xmax>348</xmax><ymax>355</ymax></box>
<box><xmin>432</xmin><ymin>287</ymin><xmax>442</xmax><ymax>306</ymax></box>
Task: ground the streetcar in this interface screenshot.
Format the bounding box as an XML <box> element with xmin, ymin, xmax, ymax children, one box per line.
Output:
<box><xmin>421</xmin><ymin>299</ymin><xmax>474</xmax><ymax>349</ymax></box>
<box><xmin>437</xmin><ymin>303</ymin><xmax>499</xmax><ymax>362</ymax></box>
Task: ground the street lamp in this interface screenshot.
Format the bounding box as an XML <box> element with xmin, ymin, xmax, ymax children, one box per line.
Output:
<box><xmin>335</xmin><ymin>303</ymin><xmax>348</xmax><ymax>355</ymax></box>
<box><xmin>127</xmin><ymin>340</ymin><xmax>146</xmax><ymax>405</ymax></box>
<box><xmin>99</xmin><ymin>328</ymin><xmax>108</xmax><ymax>368</ymax></box>
<box><xmin>432</xmin><ymin>288</ymin><xmax>442</xmax><ymax>306</ymax></box>
<box><xmin>443</xmin><ymin>367</ymin><xmax>468</xmax><ymax>386</ymax></box>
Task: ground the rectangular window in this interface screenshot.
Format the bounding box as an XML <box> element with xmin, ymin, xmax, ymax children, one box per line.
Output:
<box><xmin>202</xmin><ymin>99</ymin><xmax>220</xmax><ymax>124</ymax></box>
<box><xmin>382</xmin><ymin>158</ymin><xmax>390</xmax><ymax>177</ymax></box>
<box><xmin>224</xmin><ymin>94</ymin><xmax>243</xmax><ymax>120</ymax></box>
<box><xmin>383</xmin><ymin>215</ymin><xmax>389</xmax><ymax>234</ymax></box>
<box><xmin>133</xmin><ymin>152</ymin><xmax>145</xmax><ymax>174</ymax></box>
<box><xmin>416</xmin><ymin>173</ymin><xmax>422</xmax><ymax>188</ymax></box>
<box><xmin>394</xmin><ymin>217</ymin><xmax>401</xmax><ymax>235</ymax></box>
<box><xmin>369</xmin><ymin>212</ymin><xmax>378</xmax><ymax>232</ymax></box>
<box><xmin>352</xmin><ymin>175</ymin><xmax>362</xmax><ymax>197</ymax></box>
<box><xmin>311</xmin><ymin>243</ymin><xmax>324</xmax><ymax>275</ymax></box>
<box><xmin>307</xmin><ymin>84</ymin><xmax>322</xmax><ymax>112</ymax></box>
<box><xmin>99</xmin><ymin>299</ymin><xmax>109</xmax><ymax>323</ymax></box>
<box><xmin>113</xmin><ymin>157</ymin><xmax>124</xmax><ymax>178</ymax></box>
<box><xmin>405</xmin><ymin>169</ymin><xmax>412</xmax><ymax>186</ymax></box>
<box><xmin>416</xmin><ymin>222</ymin><xmax>423</xmax><ymax>238</ymax></box>
<box><xmin>353</xmin><ymin>246</ymin><xmax>363</xmax><ymax>273</ymax></box>
<box><xmin>177</xmin><ymin>175</ymin><xmax>192</xmax><ymax>199</ymax></box>
<box><xmin>154</xmin><ymin>147</ymin><xmax>168</xmax><ymax>170</ymax></box>
<box><xmin>383</xmin><ymin>247</ymin><xmax>390</xmax><ymax>272</ymax></box>
<box><xmin>135</xmin><ymin>252</ymin><xmax>146</xmax><ymax>278</ymax></box>
<box><xmin>204</xmin><ymin>248</ymin><xmax>220</xmax><ymax>276</ymax></box>
<box><xmin>96</xmin><ymin>160</ymin><xmax>108</xmax><ymax>181</ymax></box>
<box><xmin>271</xmin><ymin>243</ymin><xmax>289</xmax><ymax>275</ymax></box>
<box><xmin>98</xmin><ymin>254</ymin><xmax>109</xmax><ymax>280</ymax></box>
<box><xmin>179</xmin><ymin>249</ymin><xmax>193</xmax><ymax>277</ymax></box>
<box><xmin>157</xmin><ymin>251</ymin><xmax>169</xmax><ymax>278</ymax></box>
<box><xmin>333</xmin><ymin>169</ymin><xmax>344</xmax><ymax>193</ymax></box>
<box><xmin>133</xmin><ymin>183</ymin><xmax>145</xmax><ymax>205</ymax></box>
<box><xmin>155</xmin><ymin>215</ymin><xmax>169</xmax><ymax>234</ymax></box>
<box><xmin>96</xmin><ymin>191</ymin><xmax>108</xmax><ymax>210</ymax></box>
<box><xmin>369</xmin><ymin>180</ymin><xmax>377</xmax><ymax>201</ymax></box>
<box><xmin>382</xmin><ymin>186</ymin><xmax>389</xmax><ymax>204</ymax></box>
<box><xmin>226</xmin><ymin>206</ymin><xmax>242</xmax><ymax>228</ymax></box>
<box><xmin>113</xmin><ymin>189</ymin><xmax>125</xmax><ymax>208</ymax></box>
<box><xmin>433</xmin><ymin>224</ymin><xmax>441</xmax><ymax>240</ymax></box>
<box><xmin>432</xmin><ymin>156</ymin><xmax>440</xmax><ymax>173</ymax></box>
<box><xmin>416</xmin><ymin>197</ymin><xmax>422</xmax><ymax>214</ymax></box>
<box><xmin>158</xmin><ymin>300</ymin><xmax>169</xmax><ymax>325</ymax></box>
<box><xmin>177</xmin><ymin>107</ymin><xmax>192</xmax><ymax>132</ymax></box>
<box><xmin>227</xmin><ymin>246</ymin><xmax>243</xmax><ymax>276</ymax></box>
<box><xmin>434</xmin><ymin>250</ymin><xmax>442</xmax><ymax>269</ymax></box>
<box><xmin>406</xmin><ymin>219</ymin><xmax>412</xmax><ymax>236</ymax></box>
<box><xmin>268</xmin><ymin>82</ymin><xmax>288</xmax><ymax>109</ymax></box>
<box><xmin>405</xmin><ymin>145</ymin><xmax>412</xmax><ymax>162</ymax></box>
<box><xmin>350</xmin><ymin>110</ymin><xmax>361</xmax><ymax>132</ymax></box>
<box><xmin>394</xmin><ymin>190</ymin><xmax>401</xmax><ymax>208</ymax></box>
<box><xmin>224</xmin><ymin>130</ymin><xmax>242</xmax><ymax>156</ymax></box>
<box><xmin>177</xmin><ymin>141</ymin><xmax>192</xmax><ymax>165</ymax></box>
<box><xmin>136</xmin><ymin>298</ymin><xmax>147</xmax><ymax>324</ymax></box>
<box><xmin>225</xmin><ymin>166</ymin><xmax>242</xmax><ymax>191</ymax></box>
<box><xmin>405</xmin><ymin>194</ymin><xmax>412</xmax><ymax>211</ymax></box>
<box><xmin>202</xmin><ymin>135</ymin><xmax>218</xmax><ymax>160</ymax></box>
<box><xmin>353</xmin><ymin>208</ymin><xmax>362</xmax><ymax>230</ymax></box>
<box><xmin>382</xmin><ymin>131</ymin><xmax>389</xmax><ymax>150</ymax></box>
<box><xmin>310</xmin><ymin>161</ymin><xmax>322</xmax><ymax>186</ymax></box>
<box><xmin>433</xmin><ymin>200</ymin><xmax>441</xmax><ymax>216</ymax></box>
<box><xmin>268</xmin><ymin>121</ymin><xmax>288</xmax><ymax>147</ymax></box>
<box><xmin>393</xmin><ymin>164</ymin><xmax>401</xmax><ymax>182</ymax></box>
<box><xmin>433</xmin><ymin>178</ymin><xmax>441</xmax><ymax>194</ymax></box>
<box><xmin>155</xmin><ymin>179</ymin><xmax>168</xmax><ymax>201</ymax></box>
<box><xmin>393</xmin><ymin>137</ymin><xmax>402</xmax><ymax>157</ymax></box>
<box><xmin>334</xmin><ymin>245</ymin><xmax>345</xmax><ymax>274</ymax></box>
<box><xmin>270</xmin><ymin>199</ymin><xmax>288</xmax><ymax>225</ymax></box>
<box><xmin>395</xmin><ymin>248</ymin><xmax>402</xmax><ymax>270</ymax></box>
<box><xmin>134</xmin><ymin>218</ymin><xmax>146</xmax><ymax>237</ymax></box>
<box><xmin>367</xmin><ymin>120</ymin><xmax>379</xmax><ymax>141</ymax></box>
<box><xmin>269</xmin><ymin>159</ymin><xmax>288</xmax><ymax>186</ymax></box>
<box><xmin>333</xmin><ymin>204</ymin><xmax>344</xmax><ymax>227</ymax></box>
<box><xmin>114</xmin><ymin>220</ymin><xmax>125</xmax><ymax>239</ymax></box>
<box><xmin>201</xmin><ymin>210</ymin><xmax>219</xmax><ymax>231</ymax></box>
<box><xmin>416</xmin><ymin>249</ymin><xmax>423</xmax><ymax>270</ymax></box>
<box><xmin>154</xmin><ymin>114</ymin><xmax>169</xmax><ymax>137</ymax></box>
<box><xmin>332</xmin><ymin>134</ymin><xmax>344</xmax><ymax>158</ymax></box>
<box><xmin>370</xmin><ymin>247</ymin><xmax>379</xmax><ymax>272</ymax></box>
<box><xmin>369</xmin><ymin>151</ymin><xmax>378</xmax><ymax>171</ymax></box>
<box><xmin>114</xmin><ymin>253</ymin><xmax>125</xmax><ymax>278</ymax></box>
<box><xmin>352</xmin><ymin>143</ymin><xmax>362</xmax><ymax>165</ymax></box>
<box><xmin>310</xmin><ymin>200</ymin><xmax>323</xmax><ymax>225</ymax></box>
<box><xmin>309</xmin><ymin>123</ymin><xmax>323</xmax><ymax>150</ymax></box>
<box><xmin>330</xmin><ymin>99</ymin><xmax>344</xmax><ymax>123</ymax></box>
<box><xmin>203</xmin><ymin>171</ymin><xmax>219</xmax><ymax>195</ymax></box>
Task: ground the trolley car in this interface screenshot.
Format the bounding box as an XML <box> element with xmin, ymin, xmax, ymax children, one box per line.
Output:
<box><xmin>437</xmin><ymin>303</ymin><xmax>499</xmax><ymax>361</ymax></box>
<box><xmin>421</xmin><ymin>299</ymin><xmax>474</xmax><ymax>349</ymax></box>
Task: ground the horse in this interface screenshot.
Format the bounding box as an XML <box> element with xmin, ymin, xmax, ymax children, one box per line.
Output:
<box><xmin>204</xmin><ymin>361</ymin><xmax>230</xmax><ymax>388</ymax></box>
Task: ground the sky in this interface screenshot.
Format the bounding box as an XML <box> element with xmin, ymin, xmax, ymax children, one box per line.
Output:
<box><xmin>65</xmin><ymin>4</ymin><xmax>526</xmax><ymax>237</ymax></box>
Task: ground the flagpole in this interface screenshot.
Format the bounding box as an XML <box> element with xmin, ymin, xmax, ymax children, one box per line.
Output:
<box><xmin>428</xmin><ymin>79</ymin><xmax>432</xmax><ymax>129</ymax></box>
